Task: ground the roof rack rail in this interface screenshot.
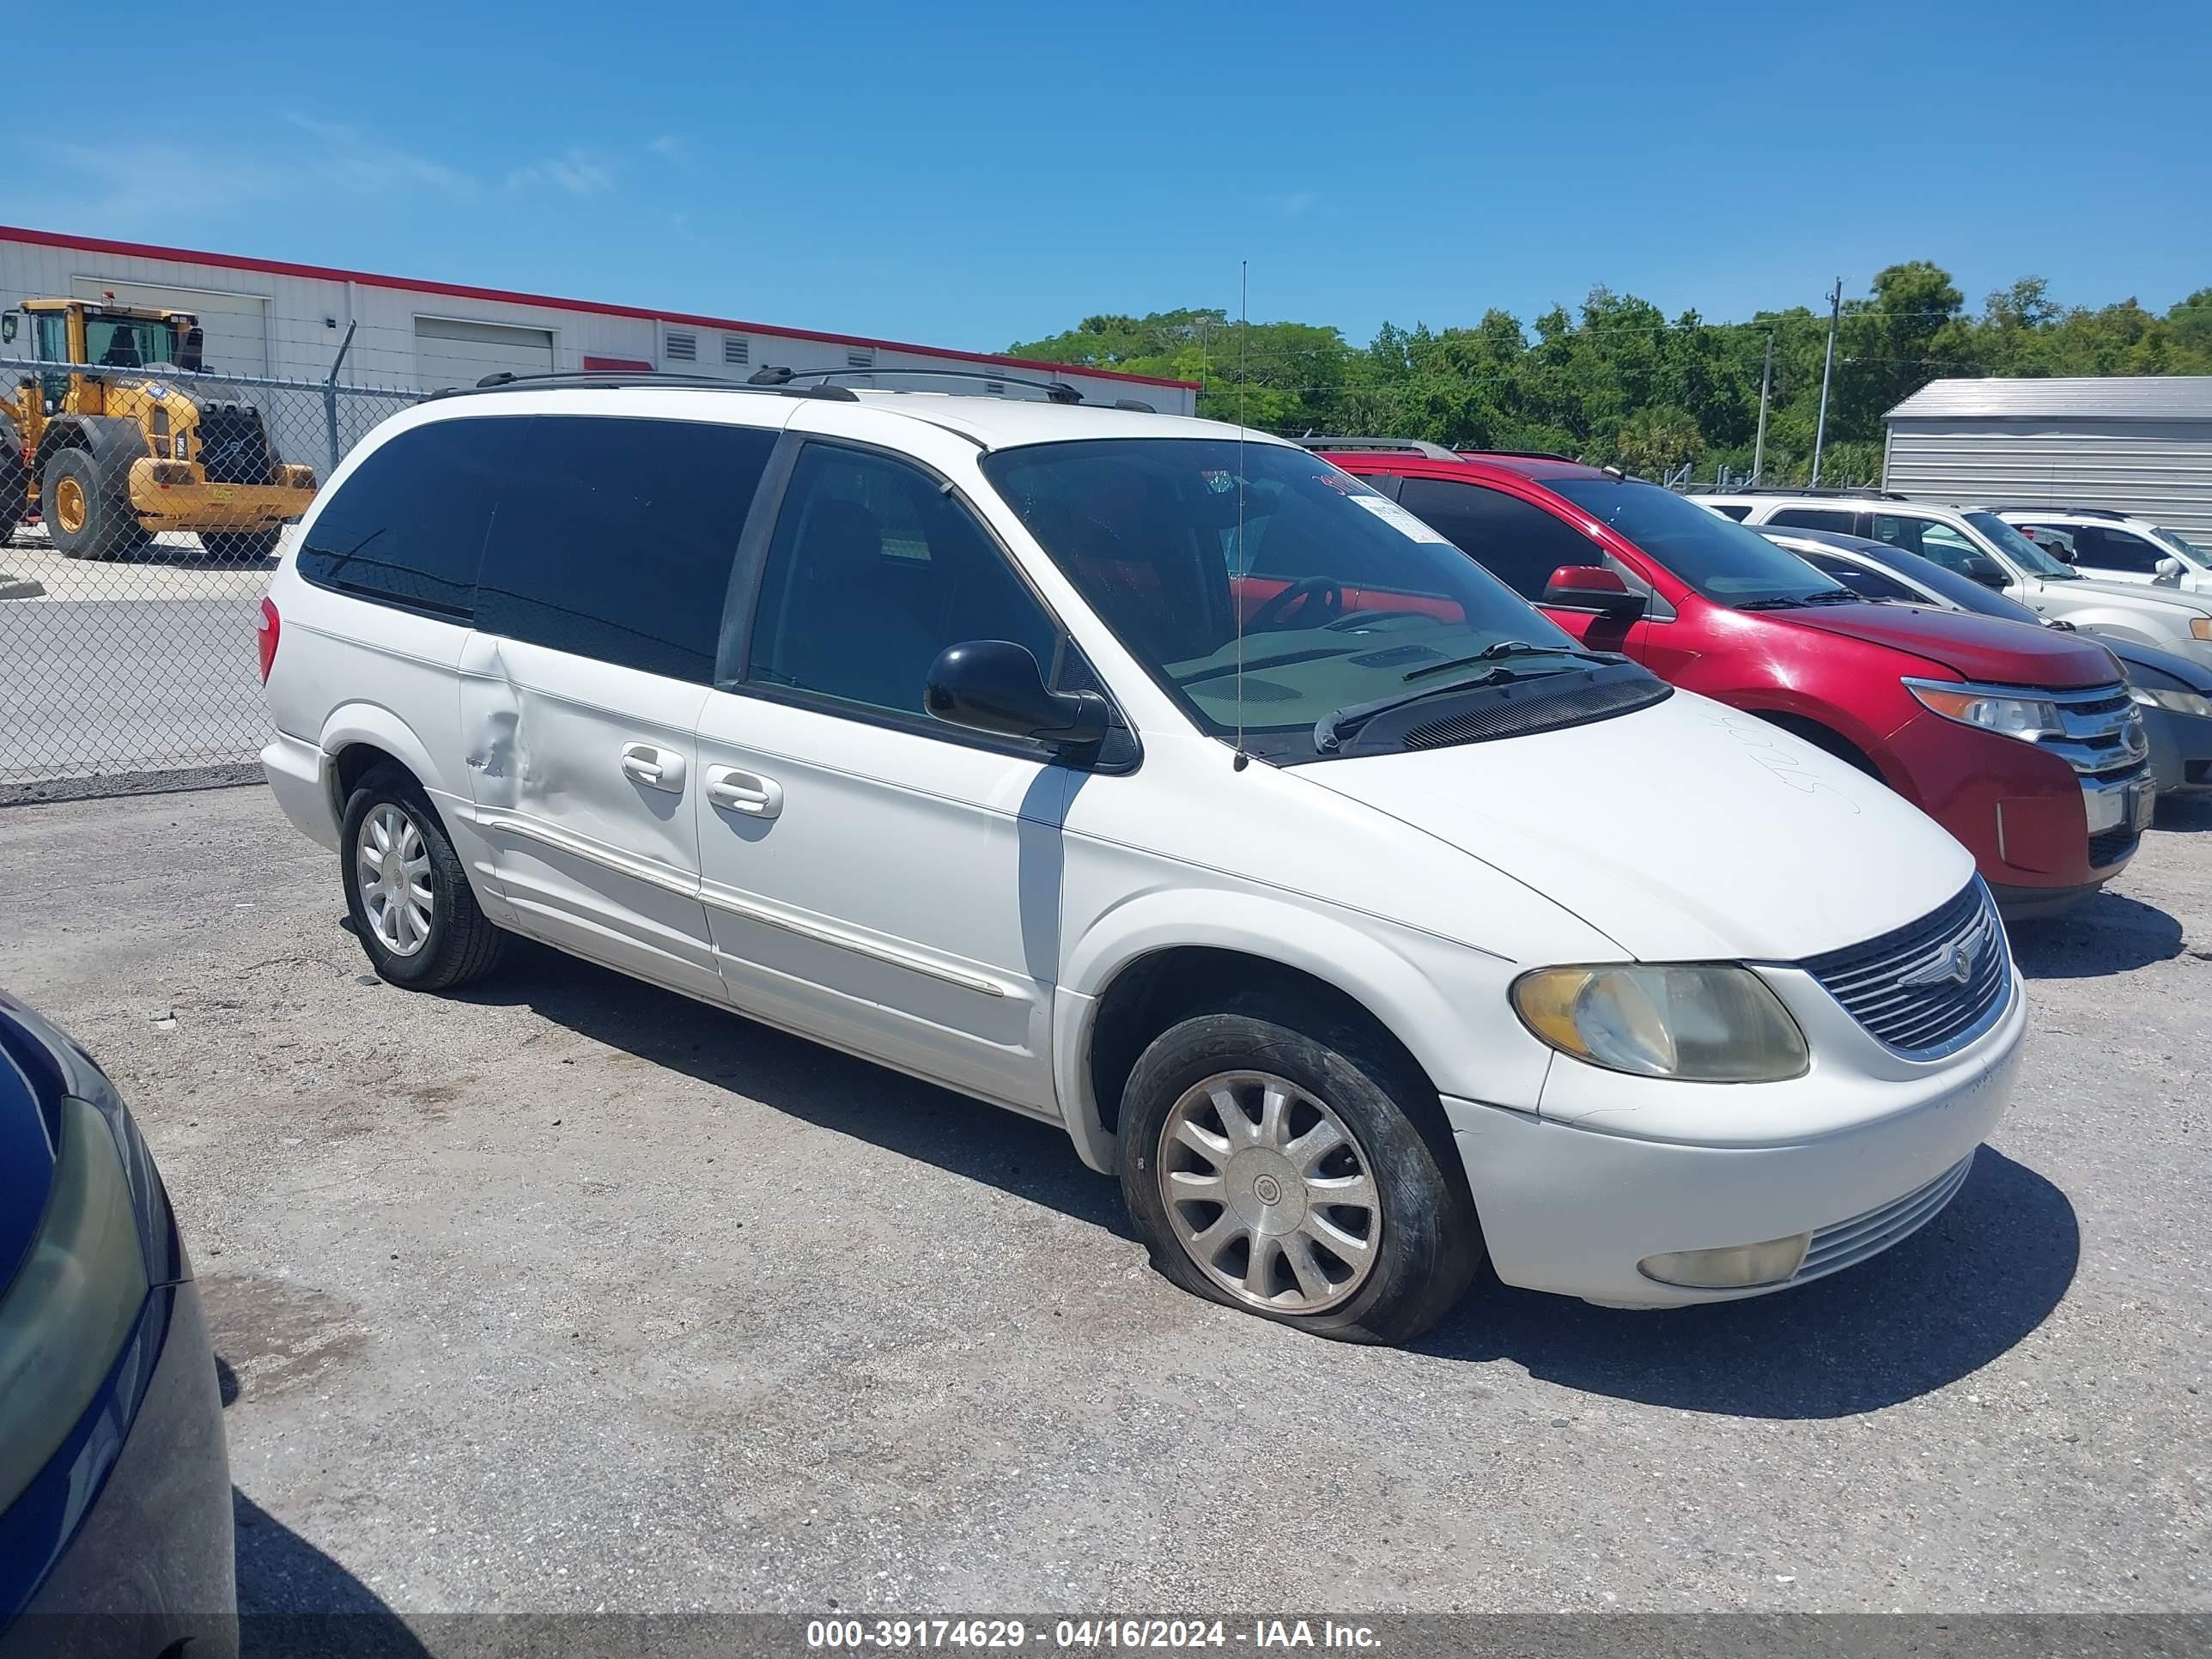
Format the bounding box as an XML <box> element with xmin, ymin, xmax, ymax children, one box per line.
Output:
<box><xmin>433</xmin><ymin>368</ymin><xmax>857</xmax><ymax>402</ymax></box>
<box><xmin>1297</xmin><ymin>435</ymin><xmax>1462</xmax><ymax>460</ymax></box>
<box><xmin>1993</xmin><ymin>504</ymin><xmax>2132</xmax><ymax>520</ymax></box>
<box><xmin>751</xmin><ymin>365</ymin><xmax>1087</xmax><ymax>404</ymax></box>
<box><xmin>1762</xmin><ymin>484</ymin><xmax>1907</xmax><ymax>500</ymax></box>
<box><xmin>1455</xmin><ymin>448</ymin><xmax>1582</xmax><ymax>464</ymax></box>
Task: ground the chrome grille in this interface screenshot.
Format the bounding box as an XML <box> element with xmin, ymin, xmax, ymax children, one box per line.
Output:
<box><xmin>1800</xmin><ymin>1154</ymin><xmax>1975</xmax><ymax>1281</ymax></box>
<box><xmin>1801</xmin><ymin>880</ymin><xmax>2010</xmax><ymax>1058</ymax></box>
<box><xmin>2039</xmin><ymin>682</ymin><xmax>2148</xmax><ymax>776</ymax></box>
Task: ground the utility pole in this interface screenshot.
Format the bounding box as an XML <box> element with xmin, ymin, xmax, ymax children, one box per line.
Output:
<box><xmin>1751</xmin><ymin>331</ymin><xmax>1774</xmax><ymax>485</ymax></box>
<box><xmin>1810</xmin><ymin>278</ymin><xmax>1842</xmax><ymax>486</ymax></box>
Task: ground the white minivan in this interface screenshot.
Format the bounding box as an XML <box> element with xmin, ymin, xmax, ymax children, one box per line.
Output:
<box><xmin>259</xmin><ymin>380</ymin><xmax>2025</xmax><ymax>1344</ymax></box>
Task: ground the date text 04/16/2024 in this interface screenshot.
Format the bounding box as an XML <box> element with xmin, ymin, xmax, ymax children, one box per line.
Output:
<box><xmin>805</xmin><ymin>1619</ymin><xmax>1383</xmax><ymax>1650</ymax></box>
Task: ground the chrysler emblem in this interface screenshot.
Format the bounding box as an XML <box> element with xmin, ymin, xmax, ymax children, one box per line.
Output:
<box><xmin>1900</xmin><ymin>927</ymin><xmax>1983</xmax><ymax>991</ymax></box>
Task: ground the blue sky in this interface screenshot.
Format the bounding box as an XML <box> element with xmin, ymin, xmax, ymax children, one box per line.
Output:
<box><xmin>15</xmin><ymin>0</ymin><xmax>2209</xmax><ymax>353</ymax></box>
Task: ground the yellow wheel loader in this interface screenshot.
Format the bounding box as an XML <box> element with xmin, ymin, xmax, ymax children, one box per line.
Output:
<box><xmin>1</xmin><ymin>298</ymin><xmax>316</xmax><ymax>561</ymax></box>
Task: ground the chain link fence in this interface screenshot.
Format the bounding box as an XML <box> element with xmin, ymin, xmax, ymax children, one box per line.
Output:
<box><xmin>1</xmin><ymin>358</ymin><xmax>418</xmax><ymax>793</ymax></box>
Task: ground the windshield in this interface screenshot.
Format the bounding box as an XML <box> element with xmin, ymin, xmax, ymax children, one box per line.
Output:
<box><xmin>2155</xmin><ymin>527</ymin><xmax>2209</xmax><ymax>567</ymax></box>
<box><xmin>1549</xmin><ymin>477</ymin><xmax>1850</xmax><ymax>605</ymax></box>
<box><xmin>82</xmin><ymin>314</ymin><xmax>180</xmax><ymax>369</ymax></box>
<box><xmin>1965</xmin><ymin>511</ymin><xmax>2075</xmax><ymax>579</ymax></box>
<box><xmin>981</xmin><ymin>438</ymin><xmax>1638</xmax><ymax>761</ymax></box>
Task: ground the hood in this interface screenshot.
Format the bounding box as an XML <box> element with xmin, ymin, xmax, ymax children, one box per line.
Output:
<box><xmin>1765</xmin><ymin>602</ymin><xmax>2122</xmax><ymax>689</ymax></box>
<box><xmin>2106</xmin><ymin>634</ymin><xmax>2212</xmax><ymax>694</ymax></box>
<box><xmin>2028</xmin><ymin>574</ymin><xmax>2212</xmax><ymax>619</ymax></box>
<box><xmin>1299</xmin><ymin>689</ymin><xmax>1975</xmax><ymax>963</ymax></box>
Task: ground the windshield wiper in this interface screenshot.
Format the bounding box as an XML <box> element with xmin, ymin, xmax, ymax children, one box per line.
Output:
<box><xmin>1800</xmin><ymin>589</ymin><xmax>1880</xmax><ymax>605</ymax></box>
<box><xmin>1401</xmin><ymin>641</ymin><xmax>1617</xmax><ymax>682</ymax></box>
<box><xmin>1734</xmin><ymin>595</ymin><xmax>1811</xmax><ymax>611</ymax></box>
<box><xmin>1315</xmin><ymin>664</ymin><xmax>1583</xmax><ymax>751</ymax></box>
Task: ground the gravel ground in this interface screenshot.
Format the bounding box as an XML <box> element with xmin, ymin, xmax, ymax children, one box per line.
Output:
<box><xmin>0</xmin><ymin>783</ymin><xmax>2205</xmax><ymax>1622</ymax></box>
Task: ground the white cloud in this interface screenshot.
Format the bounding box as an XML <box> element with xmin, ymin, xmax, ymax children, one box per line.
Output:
<box><xmin>647</xmin><ymin>134</ymin><xmax>689</xmax><ymax>161</ymax></box>
<box><xmin>282</xmin><ymin>115</ymin><xmax>474</xmax><ymax>195</ymax></box>
<box><xmin>508</xmin><ymin>147</ymin><xmax>617</xmax><ymax>197</ymax></box>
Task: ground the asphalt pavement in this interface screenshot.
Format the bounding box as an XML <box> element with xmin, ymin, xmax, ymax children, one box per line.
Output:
<box><xmin>0</xmin><ymin>784</ymin><xmax>2204</xmax><ymax>1623</ymax></box>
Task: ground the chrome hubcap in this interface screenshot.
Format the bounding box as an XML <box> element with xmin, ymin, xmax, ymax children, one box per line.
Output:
<box><xmin>1157</xmin><ymin>1069</ymin><xmax>1382</xmax><ymax>1315</ymax></box>
<box><xmin>356</xmin><ymin>805</ymin><xmax>433</xmax><ymax>957</ymax></box>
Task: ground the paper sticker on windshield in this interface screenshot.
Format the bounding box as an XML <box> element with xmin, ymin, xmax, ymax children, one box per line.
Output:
<box><xmin>1349</xmin><ymin>494</ymin><xmax>1453</xmax><ymax>544</ymax></box>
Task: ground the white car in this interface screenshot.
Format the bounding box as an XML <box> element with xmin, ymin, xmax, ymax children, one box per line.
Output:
<box><xmin>1692</xmin><ymin>491</ymin><xmax>2212</xmax><ymax>670</ymax></box>
<box><xmin>1997</xmin><ymin>508</ymin><xmax>2212</xmax><ymax>595</ymax></box>
<box><xmin>259</xmin><ymin>379</ymin><xmax>2023</xmax><ymax>1344</ymax></box>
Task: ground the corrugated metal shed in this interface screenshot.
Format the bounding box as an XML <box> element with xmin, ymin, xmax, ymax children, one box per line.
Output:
<box><xmin>1884</xmin><ymin>376</ymin><xmax>2212</xmax><ymax>543</ymax></box>
<box><xmin>1887</xmin><ymin>376</ymin><xmax>2212</xmax><ymax>421</ymax></box>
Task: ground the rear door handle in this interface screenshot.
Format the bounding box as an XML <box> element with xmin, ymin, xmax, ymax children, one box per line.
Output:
<box><xmin>620</xmin><ymin>743</ymin><xmax>686</xmax><ymax>793</ymax></box>
<box><xmin>706</xmin><ymin>765</ymin><xmax>783</xmax><ymax>819</ymax></box>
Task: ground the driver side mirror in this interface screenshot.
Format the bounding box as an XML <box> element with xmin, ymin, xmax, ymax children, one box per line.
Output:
<box><xmin>1963</xmin><ymin>555</ymin><xmax>2012</xmax><ymax>590</ymax></box>
<box><xmin>2155</xmin><ymin>556</ymin><xmax>2183</xmax><ymax>581</ymax></box>
<box><xmin>1542</xmin><ymin>564</ymin><xmax>1648</xmax><ymax>618</ymax></box>
<box><xmin>926</xmin><ymin>641</ymin><xmax>1109</xmax><ymax>751</ymax></box>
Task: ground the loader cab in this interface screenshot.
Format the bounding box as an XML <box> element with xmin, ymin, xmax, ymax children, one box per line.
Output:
<box><xmin>11</xmin><ymin>299</ymin><xmax>203</xmax><ymax>414</ymax></box>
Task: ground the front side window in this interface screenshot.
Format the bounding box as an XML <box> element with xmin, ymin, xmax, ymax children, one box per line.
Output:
<box><xmin>1963</xmin><ymin>510</ymin><xmax>2074</xmax><ymax>578</ymax></box>
<box><xmin>748</xmin><ymin>443</ymin><xmax>1062</xmax><ymax>719</ymax></box>
<box><xmin>981</xmin><ymin>438</ymin><xmax>1645</xmax><ymax>762</ymax></box>
<box><xmin>1395</xmin><ymin>477</ymin><xmax>1612</xmax><ymax>600</ymax></box>
<box><xmin>1547</xmin><ymin>477</ymin><xmax>1849</xmax><ymax>606</ymax></box>
<box><xmin>474</xmin><ymin>415</ymin><xmax>774</xmax><ymax>683</ymax></box>
<box><xmin>2069</xmin><ymin>526</ymin><xmax>2166</xmax><ymax>575</ymax></box>
<box><xmin>297</xmin><ymin>417</ymin><xmax>519</xmax><ymax>619</ymax></box>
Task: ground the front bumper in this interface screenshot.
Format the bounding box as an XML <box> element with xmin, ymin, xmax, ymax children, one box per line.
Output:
<box><xmin>0</xmin><ymin>1279</ymin><xmax>236</xmax><ymax>1659</ymax></box>
<box><xmin>2140</xmin><ymin>703</ymin><xmax>2212</xmax><ymax>796</ymax></box>
<box><xmin>126</xmin><ymin>459</ymin><xmax>315</xmax><ymax>532</ymax></box>
<box><xmin>1443</xmin><ymin>968</ymin><xmax>2026</xmax><ymax>1308</ymax></box>
<box><xmin>1881</xmin><ymin>711</ymin><xmax>2146</xmax><ymax>906</ymax></box>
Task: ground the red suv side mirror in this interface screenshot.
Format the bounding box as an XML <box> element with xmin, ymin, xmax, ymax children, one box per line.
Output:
<box><xmin>1542</xmin><ymin>565</ymin><xmax>1648</xmax><ymax>618</ymax></box>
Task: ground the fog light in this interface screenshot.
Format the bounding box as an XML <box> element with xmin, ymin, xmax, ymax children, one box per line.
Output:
<box><xmin>1638</xmin><ymin>1232</ymin><xmax>1809</xmax><ymax>1289</ymax></box>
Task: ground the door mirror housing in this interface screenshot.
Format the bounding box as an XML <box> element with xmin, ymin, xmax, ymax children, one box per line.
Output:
<box><xmin>1962</xmin><ymin>555</ymin><xmax>2012</xmax><ymax>590</ymax></box>
<box><xmin>1542</xmin><ymin>564</ymin><xmax>1647</xmax><ymax>618</ymax></box>
<box><xmin>2154</xmin><ymin>556</ymin><xmax>2183</xmax><ymax>580</ymax></box>
<box><xmin>926</xmin><ymin>641</ymin><xmax>1109</xmax><ymax>750</ymax></box>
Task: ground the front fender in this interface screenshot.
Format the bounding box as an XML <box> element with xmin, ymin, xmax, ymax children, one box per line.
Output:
<box><xmin>1054</xmin><ymin>886</ymin><xmax>1552</xmax><ymax>1173</ymax></box>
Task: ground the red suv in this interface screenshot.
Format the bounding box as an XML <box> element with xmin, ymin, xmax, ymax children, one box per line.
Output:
<box><xmin>1314</xmin><ymin>443</ymin><xmax>2153</xmax><ymax>919</ymax></box>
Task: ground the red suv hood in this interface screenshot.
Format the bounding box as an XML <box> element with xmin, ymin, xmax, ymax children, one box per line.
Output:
<box><xmin>1772</xmin><ymin>603</ymin><xmax>2121</xmax><ymax>689</ymax></box>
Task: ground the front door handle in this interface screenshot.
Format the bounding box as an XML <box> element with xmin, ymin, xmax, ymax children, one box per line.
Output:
<box><xmin>706</xmin><ymin>765</ymin><xmax>783</xmax><ymax>819</ymax></box>
<box><xmin>620</xmin><ymin>743</ymin><xmax>686</xmax><ymax>793</ymax></box>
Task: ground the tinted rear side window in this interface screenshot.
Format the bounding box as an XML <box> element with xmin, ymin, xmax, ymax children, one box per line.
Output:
<box><xmin>475</xmin><ymin>416</ymin><xmax>776</xmax><ymax>683</ymax></box>
<box><xmin>297</xmin><ymin>417</ymin><xmax>517</xmax><ymax>619</ymax></box>
<box><xmin>1768</xmin><ymin>507</ymin><xmax>1859</xmax><ymax>533</ymax></box>
<box><xmin>1395</xmin><ymin>477</ymin><xmax>1601</xmax><ymax>599</ymax></box>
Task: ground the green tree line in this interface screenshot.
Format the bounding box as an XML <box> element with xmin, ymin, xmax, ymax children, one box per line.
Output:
<box><xmin>1007</xmin><ymin>264</ymin><xmax>2212</xmax><ymax>485</ymax></box>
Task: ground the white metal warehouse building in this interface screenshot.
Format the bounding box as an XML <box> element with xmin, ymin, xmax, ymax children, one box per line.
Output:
<box><xmin>0</xmin><ymin>224</ymin><xmax>1197</xmax><ymax>411</ymax></box>
<box><xmin>1884</xmin><ymin>376</ymin><xmax>2212</xmax><ymax>543</ymax></box>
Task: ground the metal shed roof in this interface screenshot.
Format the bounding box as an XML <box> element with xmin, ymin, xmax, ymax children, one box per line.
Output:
<box><xmin>1887</xmin><ymin>376</ymin><xmax>2212</xmax><ymax>422</ymax></box>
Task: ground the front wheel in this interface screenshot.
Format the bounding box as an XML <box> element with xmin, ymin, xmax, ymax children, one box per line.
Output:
<box><xmin>40</xmin><ymin>447</ymin><xmax>146</xmax><ymax>560</ymax></box>
<box><xmin>1117</xmin><ymin>999</ymin><xmax>1483</xmax><ymax>1345</ymax></box>
<box><xmin>339</xmin><ymin>763</ymin><xmax>506</xmax><ymax>991</ymax></box>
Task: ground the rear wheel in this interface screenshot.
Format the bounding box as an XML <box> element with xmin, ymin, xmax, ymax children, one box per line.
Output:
<box><xmin>339</xmin><ymin>763</ymin><xmax>506</xmax><ymax>991</ymax></box>
<box><xmin>201</xmin><ymin>529</ymin><xmax>283</xmax><ymax>564</ymax></box>
<box><xmin>1117</xmin><ymin>996</ymin><xmax>1483</xmax><ymax>1345</ymax></box>
<box><xmin>40</xmin><ymin>447</ymin><xmax>146</xmax><ymax>560</ymax></box>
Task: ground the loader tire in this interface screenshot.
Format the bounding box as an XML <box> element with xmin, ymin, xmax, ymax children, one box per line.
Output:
<box><xmin>41</xmin><ymin>447</ymin><xmax>146</xmax><ymax>561</ymax></box>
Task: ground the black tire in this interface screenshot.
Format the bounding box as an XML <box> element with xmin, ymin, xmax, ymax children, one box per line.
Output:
<box><xmin>201</xmin><ymin>529</ymin><xmax>282</xmax><ymax>564</ymax></box>
<box><xmin>338</xmin><ymin>763</ymin><xmax>506</xmax><ymax>991</ymax></box>
<box><xmin>0</xmin><ymin>416</ymin><xmax>27</xmax><ymax>537</ymax></box>
<box><xmin>1117</xmin><ymin>993</ymin><xmax>1483</xmax><ymax>1345</ymax></box>
<box><xmin>40</xmin><ymin>446</ymin><xmax>146</xmax><ymax>561</ymax></box>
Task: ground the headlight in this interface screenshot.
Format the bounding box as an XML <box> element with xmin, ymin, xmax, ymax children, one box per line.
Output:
<box><xmin>0</xmin><ymin>1096</ymin><xmax>150</xmax><ymax>1506</ymax></box>
<box><xmin>1904</xmin><ymin>678</ymin><xmax>2063</xmax><ymax>740</ymax></box>
<box><xmin>1510</xmin><ymin>963</ymin><xmax>1809</xmax><ymax>1083</ymax></box>
<box><xmin>2130</xmin><ymin>684</ymin><xmax>2212</xmax><ymax>719</ymax></box>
